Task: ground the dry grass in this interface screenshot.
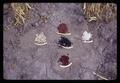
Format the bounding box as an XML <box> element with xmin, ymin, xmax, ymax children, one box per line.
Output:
<box><xmin>82</xmin><ymin>3</ymin><xmax>117</xmax><ymax>22</ymax></box>
<box><xmin>92</xmin><ymin>72</ymin><xmax>109</xmax><ymax>80</ymax></box>
<box><xmin>11</xmin><ymin>3</ymin><xmax>31</xmax><ymax>26</ymax></box>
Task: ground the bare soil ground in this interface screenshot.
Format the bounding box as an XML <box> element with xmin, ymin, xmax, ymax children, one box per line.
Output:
<box><xmin>3</xmin><ymin>3</ymin><xmax>117</xmax><ymax>80</ymax></box>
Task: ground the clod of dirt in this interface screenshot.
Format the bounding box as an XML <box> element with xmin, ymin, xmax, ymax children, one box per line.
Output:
<box><xmin>82</xmin><ymin>31</ymin><xmax>93</xmax><ymax>43</ymax></box>
<box><xmin>58</xmin><ymin>23</ymin><xmax>69</xmax><ymax>33</ymax></box>
<box><xmin>57</xmin><ymin>23</ymin><xmax>71</xmax><ymax>35</ymax></box>
<box><xmin>58</xmin><ymin>55</ymin><xmax>70</xmax><ymax>66</ymax></box>
<box><xmin>34</xmin><ymin>32</ymin><xmax>47</xmax><ymax>46</ymax></box>
<box><xmin>58</xmin><ymin>36</ymin><xmax>73</xmax><ymax>48</ymax></box>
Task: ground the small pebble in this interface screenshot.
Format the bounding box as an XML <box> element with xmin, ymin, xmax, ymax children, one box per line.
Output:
<box><xmin>78</xmin><ymin>16</ymin><xmax>84</xmax><ymax>23</ymax></box>
<box><xmin>35</xmin><ymin>22</ymin><xmax>39</xmax><ymax>27</ymax></box>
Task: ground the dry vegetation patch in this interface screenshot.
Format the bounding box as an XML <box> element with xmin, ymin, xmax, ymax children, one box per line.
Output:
<box><xmin>82</xmin><ymin>3</ymin><xmax>117</xmax><ymax>22</ymax></box>
<box><xmin>11</xmin><ymin>3</ymin><xmax>31</xmax><ymax>26</ymax></box>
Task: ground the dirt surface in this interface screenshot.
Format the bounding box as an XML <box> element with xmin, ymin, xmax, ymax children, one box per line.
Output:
<box><xmin>3</xmin><ymin>3</ymin><xmax>117</xmax><ymax>80</ymax></box>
